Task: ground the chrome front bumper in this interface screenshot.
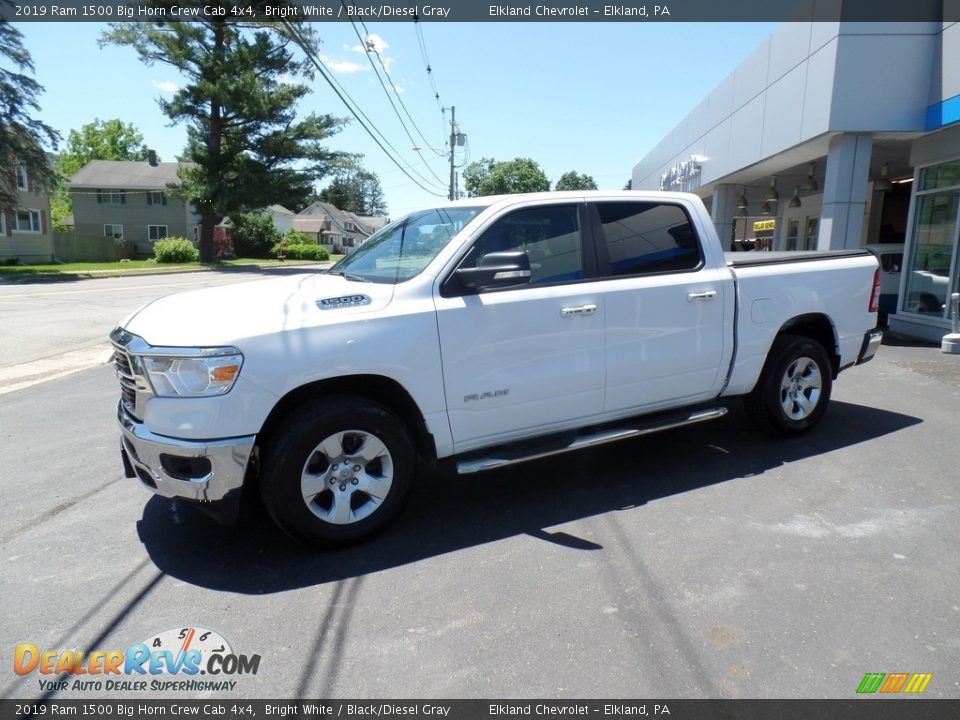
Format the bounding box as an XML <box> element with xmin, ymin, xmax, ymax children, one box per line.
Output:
<box><xmin>118</xmin><ymin>403</ymin><xmax>256</xmax><ymax>503</ymax></box>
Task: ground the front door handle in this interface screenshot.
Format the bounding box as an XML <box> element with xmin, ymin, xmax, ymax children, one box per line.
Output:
<box><xmin>687</xmin><ymin>290</ymin><xmax>717</xmax><ymax>302</ymax></box>
<box><xmin>560</xmin><ymin>304</ymin><xmax>597</xmax><ymax>317</ymax></box>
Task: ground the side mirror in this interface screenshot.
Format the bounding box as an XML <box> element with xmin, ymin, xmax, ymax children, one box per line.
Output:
<box><xmin>455</xmin><ymin>251</ymin><xmax>532</xmax><ymax>292</ymax></box>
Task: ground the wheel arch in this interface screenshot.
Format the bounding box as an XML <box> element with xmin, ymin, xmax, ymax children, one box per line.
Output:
<box><xmin>255</xmin><ymin>374</ymin><xmax>437</xmax><ymax>472</ymax></box>
<box><xmin>775</xmin><ymin>313</ymin><xmax>840</xmax><ymax>378</ymax></box>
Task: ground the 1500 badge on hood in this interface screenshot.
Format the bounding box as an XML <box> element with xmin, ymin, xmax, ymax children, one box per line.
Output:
<box><xmin>316</xmin><ymin>295</ymin><xmax>372</xmax><ymax>309</ymax></box>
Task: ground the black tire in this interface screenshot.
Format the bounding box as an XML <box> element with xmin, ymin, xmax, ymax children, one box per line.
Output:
<box><xmin>260</xmin><ymin>396</ymin><xmax>415</xmax><ymax>548</ymax></box>
<box><xmin>745</xmin><ymin>334</ymin><xmax>833</xmax><ymax>436</ymax></box>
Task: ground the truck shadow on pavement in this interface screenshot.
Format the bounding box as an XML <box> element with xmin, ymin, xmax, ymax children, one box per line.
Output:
<box><xmin>136</xmin><ymin>400</ymin><xmax>920</xmax><ymax>593</ymax></box>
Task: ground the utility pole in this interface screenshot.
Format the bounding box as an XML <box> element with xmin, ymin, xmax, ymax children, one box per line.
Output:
<box><xmin>445</xmin><ymin>106</ymin><xmax>466</xmax><ymax>200</ymax></box>
<box><xmin>448</xmin><ymin>105</ymin><xmax>456</xmax><ymax>201</ymax></box>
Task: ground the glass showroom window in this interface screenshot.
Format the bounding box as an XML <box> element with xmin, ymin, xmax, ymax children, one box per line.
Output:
<box><xmin>786</xmin><ymin>219</ymin><xmax>800</xmax><ymax>251</ymax></box>
<box><xmin>803</xmin><ymin>217</ymin><xmax>819</xmax><ymax>251</ymax></box>
<box><xmin>902</xmin><ymin>160</ymin><xmax>960</xmax><ymax>318</ymax></box>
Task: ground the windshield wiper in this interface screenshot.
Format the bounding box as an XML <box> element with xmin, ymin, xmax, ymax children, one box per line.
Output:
<box><xmin>327</xmin><ymin>270</ymin><xmax>367</xmax><ymax>282</ymax></box>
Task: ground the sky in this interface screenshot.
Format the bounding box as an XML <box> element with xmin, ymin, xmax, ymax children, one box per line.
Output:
<box><xmin>16</xmin><ymin>21</ymin><xmax>779</xmax><ymax>217</ymax></box>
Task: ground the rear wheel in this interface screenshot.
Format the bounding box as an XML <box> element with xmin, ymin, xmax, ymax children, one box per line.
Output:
<box><xmin>260</xmin><ymin>397</ymin><xmax>415</xmax><ymax>548</ymax></box>
<box><xmin>746</xmin><ymin>335</ymin><xmax>833</xmax><ymax>436</ymax></box>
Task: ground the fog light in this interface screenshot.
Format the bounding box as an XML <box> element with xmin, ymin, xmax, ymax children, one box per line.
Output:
<box><xmin>159</xmin><ymin>454</ymin><xmax>212</xmax><ymax>481</ymax></box>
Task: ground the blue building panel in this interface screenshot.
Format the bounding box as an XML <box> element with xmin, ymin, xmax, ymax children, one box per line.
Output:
<box><xmin>925</xmin><ymin>95</ymin><xmax>960</xmax><ymax>131</ymax></box>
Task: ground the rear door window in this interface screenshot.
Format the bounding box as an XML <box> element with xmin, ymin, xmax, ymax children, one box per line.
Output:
<box><xmin>595</xmin><ymin>202</ymin><xmax>703</xmax><ymax>276</ymax></box>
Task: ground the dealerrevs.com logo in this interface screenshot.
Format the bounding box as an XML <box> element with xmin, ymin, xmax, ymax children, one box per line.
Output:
<box><xmin>856</xmin><ymin>672</ymin><xmax>933</xmax><ymax>694</ymax></box>
<box><xmin>14</xmin><ymin>626</ymin><xmax>261</xmax><ymax>693</ymax></box>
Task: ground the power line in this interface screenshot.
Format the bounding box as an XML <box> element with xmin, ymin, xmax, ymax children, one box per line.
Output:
<box><xmin>357</xmin><ymin>11</ymin><xmax>467</xmax><ymax>199</ymax></box>
<box><xmin>456</xmin><ymin>134</ymin><xmax>471</xmax><ymax>169</ymax></box>
<box><xmin>412</xmin><ymin>15</ymin><xmax>455</xmax><ymax>168</ymax></box>
<box><xmin>347</xmin><ymin>5</ymin><xmax>447</xmax><ymax>160</ymax></box>
<box><xmin>280</xmin><ymin>21</ymin><xmax>447</xmax><ymax>197</ymax></box>
<box><xmin>413</xmin><ymin>18</ymin><xmax>444</xmax><ymax>116</ymax></box>
<box><xmin>340</xmin><ymin>4</ymin><xmax>448</xmax><ymax>192</ymax></box>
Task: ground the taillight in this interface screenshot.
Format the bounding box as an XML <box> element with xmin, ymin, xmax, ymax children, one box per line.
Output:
<box><xmin>869</xmin><ymin>268</ymin><xmax>881</xmax><ymax>313</ymax></box>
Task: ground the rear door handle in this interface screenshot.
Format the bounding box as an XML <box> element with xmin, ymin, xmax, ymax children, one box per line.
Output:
<box><xmin>687</xmin><ymin>290</ymin><xmax>717</xmax><ymax>302</ymax></box>
<box><xmin>560</xmin><ymin>304</ymin><xmax>597</xmax><ymax>317</ymax></box>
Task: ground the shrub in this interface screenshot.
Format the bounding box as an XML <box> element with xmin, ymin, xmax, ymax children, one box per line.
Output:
<box><xmin>153</xmin><ymin>236</ymin><xmax>199</xmax><ymax>263</ymax></box>
<box><xmin>270</xmin><ymin>243</ymin><xmax>330</xmax><ymax>261</ymax></box>
<box><xmin>283</xmin><ymin>229</ymin><xmax>313</xmax><ymax>246</ymax></box>
<box><xmin>231</xmin><ymin>213</ymin><xmax>282</xmax><ymax>258</ymax></box>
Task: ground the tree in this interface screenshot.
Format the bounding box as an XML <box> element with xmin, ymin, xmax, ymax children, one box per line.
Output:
<box><xmin>555</xmin><ymin>171</ymin><xmax>598</xmax><ymax>191</ymax></box>
<box><xmin>58</xmin><ymin>119</ymin><xmax>151</xmax><ymax>180</ymax></box>
<box><xmin>319</xmin><ymin>168</ymin><xmax>387</xmax><ymax>216</ymax></box>
<box><xmin>52</xmin><ymin>118</ymin><xmax>151</xmax><ymax>228</ymax></box>
<box><xmin>464</xmin><ymin>157</ymin><xmax>550</xmax><ymax>197</ymax></box>
<box><xmin>230</xmin><ymin>212</ymin><xmax>282</xmax><ymax>259</ymax></box>
<box><xmin>101</xmin><ymin>8</ymin><xmax>348</xmax><ymax>262</ymax></box>
<box><xmin>623</xmin><ymin>179</ymin><xmax>632</xmax><ymax>190</ymax></box>
<box><xmin>0</xmin><ymin>21</ymin><xmax>59</xmax><ymax>212</ymax></box>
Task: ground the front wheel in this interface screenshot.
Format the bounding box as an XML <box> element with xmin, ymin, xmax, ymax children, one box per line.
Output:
<box><xmin>260</xmin><ymin>397</ymin><xmax>415</xmax><ymax>548</ymax></box>
<box><xmin>746</xmin><ymin>335</ymin><xmax>833</xmax><ymax>436</ymax></box>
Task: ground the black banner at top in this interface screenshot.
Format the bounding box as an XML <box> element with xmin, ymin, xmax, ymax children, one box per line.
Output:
<box><xmin>1</xmin><ymin>0</ymin><xmax>959</xmax><ymax>22</ymax></box>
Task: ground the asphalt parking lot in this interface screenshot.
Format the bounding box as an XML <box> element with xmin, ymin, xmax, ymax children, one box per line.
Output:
<box><xmin>1</xmin><ymin>328</ymin><xmax>957</xmax><ymax>701</ymax></box>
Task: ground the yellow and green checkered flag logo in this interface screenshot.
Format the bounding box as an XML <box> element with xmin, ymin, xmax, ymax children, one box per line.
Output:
<box><xmin>857</xmin><ymin>672</ymin><xmax>933</xmax><ymax>694</ymax></box>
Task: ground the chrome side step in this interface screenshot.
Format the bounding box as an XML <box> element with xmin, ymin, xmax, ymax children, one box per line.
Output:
<box><xmin>456</xmin><ymin>407</ymin><xmax>728</xmax><ymax>475</ymax></box>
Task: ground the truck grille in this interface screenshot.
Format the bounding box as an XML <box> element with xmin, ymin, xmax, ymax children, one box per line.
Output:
<box><xmin>110</xmin><ymin>328</ymin><xmax>156</xmax><ymax>421</ymax></box>
<box><xmin>112</xmin><ymin>345</ymin><xmax>144</xmax><ymax>419</ymax></box>
<box><xmin>113</xmin><ymin>348</ymin><xmax>138</xmax><ymax>414</ymax></box>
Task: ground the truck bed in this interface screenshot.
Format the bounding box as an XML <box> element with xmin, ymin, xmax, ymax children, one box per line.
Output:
<box><xmin>721</xmin><ymin>247</ymin><xmax>879</xmax><ymax>398</ymax></box>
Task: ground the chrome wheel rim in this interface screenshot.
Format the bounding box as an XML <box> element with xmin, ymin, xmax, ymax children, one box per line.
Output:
<box><xmin>300</xmin><ymin>430</ymin><xmax>394</xmax><ymax>525</ymax></box>
<box><xmin>779</xmin><ymin>356</ymin><xmax>822</xmax><ymax>421</ymax></box>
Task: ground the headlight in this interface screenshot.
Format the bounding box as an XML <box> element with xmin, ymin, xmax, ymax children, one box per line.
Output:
<box><xmin>141</xmin><ymin>352</ymin><xmax>244</xmax><ymax>397</ymax></box>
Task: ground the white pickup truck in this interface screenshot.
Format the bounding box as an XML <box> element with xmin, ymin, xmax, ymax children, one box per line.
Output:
<box><xmin>112</xmin><ymin>191</ymin><xmax>882</xmax><ymax>547</ymax></box>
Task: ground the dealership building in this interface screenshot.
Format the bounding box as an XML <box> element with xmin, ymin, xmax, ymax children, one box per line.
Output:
<box><xmin>632</xmin><ymin>15</ymin><xmax>960</xmax><ymax>341</ymax></box>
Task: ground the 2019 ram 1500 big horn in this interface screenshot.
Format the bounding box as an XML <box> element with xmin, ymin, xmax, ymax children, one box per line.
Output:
<box><xmin>111</xmin><ymin>191</ymin><xmax>882</xmax><ymax>547</ymax></box>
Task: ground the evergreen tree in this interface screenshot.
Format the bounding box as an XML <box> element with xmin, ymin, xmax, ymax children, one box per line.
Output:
<box><xmin>101</xmin><ymin>7</ymin><xmax>347</xmax><ymax>261</ymax></box>
<box><xmin>0</xmin><ymin>21</ymin><xmax>59</xmax><ymax>212</ymax></box>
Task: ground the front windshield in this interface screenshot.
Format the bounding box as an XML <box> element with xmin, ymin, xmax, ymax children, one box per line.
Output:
<box><xmin>329</xmin><ymin>206</ymin><xmax>483</xmax><ymax>283</ymax></box>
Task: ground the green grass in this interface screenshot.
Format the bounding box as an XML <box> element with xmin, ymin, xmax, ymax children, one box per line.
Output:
<box><xmin>0</xmin><ymin>256</ymin><xmax>342</xmax><ymax>277</ymax></box>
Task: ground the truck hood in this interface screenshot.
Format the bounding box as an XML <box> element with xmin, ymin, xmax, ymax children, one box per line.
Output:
<box><xmin>123</xmin><ymin>273</ymin><xmax>395</xmax><ymax>347</ymax></box>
